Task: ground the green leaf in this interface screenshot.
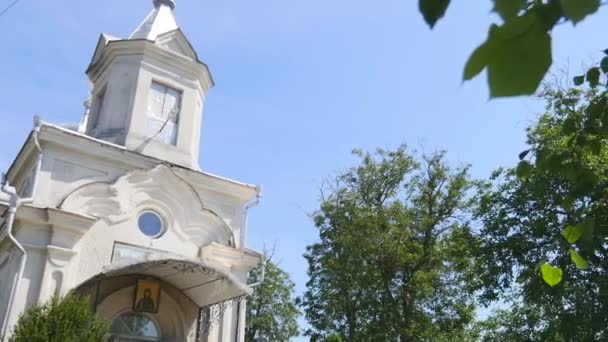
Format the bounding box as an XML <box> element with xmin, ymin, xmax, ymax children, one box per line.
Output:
<box><xmin>578</xmin><ymin>217</ymin><xmax>595</xmax><ymax>239</ymax></box>
<box><xmin>541</xmin><ymin>263</ymin><xmax>563</xmax><ymax>287</ymax></box>
<box><xmin>561</xmin><ymin>195</ymin><xmax>575</xmax><ymax>211</ymax></box>
<box><xmin>419</xmin><ymin>0</ymin><xmax>451</xmax><ymax>28</ymax></box>
<box><xmin>563</xmin><ymin>117</ymin><xmax>577</xmax><ymax>134</ymax></box>
<box><xmin>587</xmin><ymin>138</ymin><xmax>603</xmax><ymax>155</ymax></box>
<box><xmin>486</xmin><ymin>18</ymin><xmax>552</xmax><ymax>97</ymax></box>
<box><xmin>463</xmin><ymin>42</ymin><xmax>491</xmax><ymax>81</ymax></box>
<box><xmin>600</xmin><ymin>57</ymin><xmax>608</xmax><ymax>73</ymax></box>
<box><xmin>569</xmin><ymin>249</ymin><xmax>589</xmax><ymax>270</ymax></box>
<box><xmin>586</xmin><ymin>67</ymin><xmax>600</xmax><ymax>87</ymax></box>
<box><xmin>559</xmin><ymin>0</ymin><xmax>600</xmax><ymax>24</ymax></box>
<box><xmin>516</xmin><ymin>160</ymin><xmax>533</xmax><ymax>178</ymax></box>
<box><xmin>493</xmin><ymin>0</ymin><xmax>526</xmax><ymax>20</ymax></box>
<box><xmin>573</xmin><ymin>75</ymin><xmax>585</xmax><ymax>86</ymax></box>
<box><xmin>563</xmin><ymin>225</ymin><xmax>582</xmax><ymax>244</ymax></box>
<box><xmin>587</xmin><ymin>96</ymin><xmax>607</xmax><ymax>115</ymax></box>
<box><xmin>518</xmin><ymin>149</ymin><xmax>531</xmax><ymax>160</ymax></box>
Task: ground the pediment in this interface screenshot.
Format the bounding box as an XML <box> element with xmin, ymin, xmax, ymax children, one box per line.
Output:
<box><xmin>87</xmin><ymin>33</ymin><xmax>120</xmax><ymax>74</ymax></box>
<box><xmin>155</xmin><ymin>29</ymin><xmax>198</xmax><ymax>60</ymax></box>
<box><xmin>59</xmin><ymin>165</ymin><xmax>235</xmax><ymax>247</ymax></box>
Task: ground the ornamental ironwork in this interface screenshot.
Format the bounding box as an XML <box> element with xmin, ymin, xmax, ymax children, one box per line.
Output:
<box><xmin>196</xmin><ymin>296</ymin><xmax>246</xmax><ymax>340</ymax></box>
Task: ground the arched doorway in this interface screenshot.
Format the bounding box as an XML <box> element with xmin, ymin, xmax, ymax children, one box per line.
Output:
<box><xmin>72</xmin><ymin>257</ymin><xmax>256</xmax><ymax>341</ymax></box>
<box><xmin>109</xmin><ymin>312</ymin><xmax>161</xmax><ymax>341</ymax></box>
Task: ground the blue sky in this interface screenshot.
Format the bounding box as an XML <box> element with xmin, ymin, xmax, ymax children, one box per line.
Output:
<box><xmin>1</xmin><ymin>0</ymin><xmax>607</xmax><ymax>338</ymax></box>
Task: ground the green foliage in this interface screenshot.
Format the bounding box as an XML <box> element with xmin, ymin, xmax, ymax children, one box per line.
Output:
<box><xmin>586</xmin><ymin>67</ymin><xmax>601</xmax><ymax>87</ymax></box>
<box><xmin>475</xmin><ymin>84</ymin><xmax>608</xmax><ymax>340</ymax></box>
<box><xmin>418</xmin><ymin>0</ymin><xmax>450</xmax><ymax>28</ymax></box>
<box><xmin>512</xmin><ymin>60</ymin><xmax>608</xmax><ymax>285</ymax></box>
<box><xmin>492</xmin><ymin>0</ymin><xmax>526</xmax><ymax>20</ymax></box>
<box><xmin>540</xmin><ymin>263</ymin><xmax>562</xmax><ymax>287</ymax></box>
<box><xmin>515</xmin><ymin>160</ymin><xmax>533</xmax><ymax>178</ymax></box>
<box><xmin>324</xmin><ymin>334</ymin><xmax>344</xmax><ymax>342</ymax></box>
<box><xmin>601</xmin><ymin>57</ymin><xmax>608</xmax><ymax>73</ymax></box>
<box><xmin>568</xmin><ymin>249</ymin><xmax>588</xmax><ymax>270</ymax></box>
<box><xmin>562</xmin><ymin>224</ymin><xmax>582</xmax><ymax>244</ymax></box>
<box><xmin>422</xmin><ymin>0</ymin><xmax>604</xmax><ymax>97</ymax></box>
<box><xmin>574</xmin><ymin>75</ymin><xmax>585</xmax><ymax>86</ymax></box>
<box><xmin>464</xmin><ymin>14</ymin><xmax>552</xmax><ymax>97</ymax></box>
<box><xmin>245</xmin><ymin>259</ymin><xmax>300</xmax><ymax>342</ymax></box>
<box><xmin>9</xmin><ymin>295</ymin><xmax>108</xmax><ymax>342</ymax></box>
<box><xmin>559</xmin><ymin>0</ymin><xmax>599</xmax><ymax>23</ymax></box>
<box><xmin>477</xmin><ymin>304</ymin><xmax>560</xmax><ymax>341</ymax></box>
<box><xmin>302</xmin><ymin>147</ymin><xmax>479</xmax><ymax>341</ymax></box>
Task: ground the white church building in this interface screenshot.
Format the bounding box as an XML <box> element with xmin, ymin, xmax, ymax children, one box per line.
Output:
<box><xmin>0</xmin><ymin>0</ymin><xmax>264</xmax><ymax>341</ymax></box>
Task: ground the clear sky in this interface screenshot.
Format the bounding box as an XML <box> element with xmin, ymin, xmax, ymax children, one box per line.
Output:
<box><xmin>1</xmin><ymin>0</ymin><xmax>607</xmax><ymax>338</ymax></box>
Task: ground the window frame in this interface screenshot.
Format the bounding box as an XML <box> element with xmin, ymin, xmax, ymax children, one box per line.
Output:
<box><xmin>89</xmin><ymin>86</ymin><xmax>106</xmax><ymax>133</ymax></box>
<box><xmin>146</xmin><ymin>81</ymin><xmax>182</xmax><ymax>145</ymax></box>
<box><xmin>109</xmin><ymin>311</ymin><xmax>161</xmax><ymax>342</ymax></box>
<box><xmin>137</xmin><ymin>210</ymin><xmax>166</xmax><ymax>239</ymax></box>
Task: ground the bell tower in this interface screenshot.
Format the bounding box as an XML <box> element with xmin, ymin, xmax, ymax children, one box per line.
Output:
<box><xmin>84</xmin><ymin>0</ymin><xmax>213</xmax><ymax>169</ymax></box>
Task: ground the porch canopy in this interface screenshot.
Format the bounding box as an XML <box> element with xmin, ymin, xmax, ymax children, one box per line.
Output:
<box><xmin>80</xmin><ymin>257</ymin><xmax>252</xmax><ymax>308</ymax></box>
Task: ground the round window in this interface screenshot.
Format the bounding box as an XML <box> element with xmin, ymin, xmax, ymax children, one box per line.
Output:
<box><xmin>138</xmin><ymin>211</ymin><xmax>164</xmax><ymax>238</ymax></box>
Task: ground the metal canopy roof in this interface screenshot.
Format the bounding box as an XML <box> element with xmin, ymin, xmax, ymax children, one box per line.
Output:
<box><xmin>84</xmin><ymin>257</ymin><xmax>252</xmax><ymax>308</ymax></box>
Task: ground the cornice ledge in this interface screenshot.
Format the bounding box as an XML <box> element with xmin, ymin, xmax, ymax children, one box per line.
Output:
<box><xmin>16</xmin><ymin>205</ymin><xmax>97</xmax><ymax>227</ymax></box>
<box><xmin>199</xmin><ymin>242</ymin><xmax>263</xmax><ymax>271</ymax></box>
<box><xmin>47</xmin><ymin>245</ymin><xmax>78</xmax><ymax>267</ymax></box>
<box><xmin>89</xmin><ymin>40</ymin><xmax>212</xmax><ymax>92</ymax></box>
<box><xmin>47</xmin><ymin>207</ymin><xmax>99</xmax><ymax>235</ymax></box>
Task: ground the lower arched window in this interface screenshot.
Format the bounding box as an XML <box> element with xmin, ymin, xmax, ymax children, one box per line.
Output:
<box><xmin>110</xmin><ymin>312</ymin><xmax>160</xmax><ymax>341</ymax></box>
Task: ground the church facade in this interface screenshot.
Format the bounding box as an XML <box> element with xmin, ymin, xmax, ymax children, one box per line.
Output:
<box><xmin>0</xmin><ymin>1</ymin><xmax>263</xmax><ymax>341</ymax></box>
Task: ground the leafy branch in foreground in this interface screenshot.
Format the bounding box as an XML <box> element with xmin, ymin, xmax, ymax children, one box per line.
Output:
<box><xmin>419</xmin><ymin>0</ymin><xmax>603</xmax><ymax>98</ymax></box>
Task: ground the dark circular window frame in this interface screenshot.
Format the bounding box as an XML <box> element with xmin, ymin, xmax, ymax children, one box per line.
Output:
<box><xmin>137</xmin><ymin>210</ymin><xmax>166</xmax><ymax>239</ymax></box>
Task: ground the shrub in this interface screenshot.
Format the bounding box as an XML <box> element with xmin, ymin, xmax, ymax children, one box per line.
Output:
<box><xmin>9</xmin><ymin>295</ymin><xmax>109</xmax><ymax>342</ymax></box>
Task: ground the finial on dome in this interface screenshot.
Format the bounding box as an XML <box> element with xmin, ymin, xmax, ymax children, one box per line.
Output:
<box><xmin>130</xmin><ymin>0</ymin><xmax>178</xmax><ymax>40</ymax></box>
<box><xmin>153</xmin><ymin>0</ymin><xmax>175</xmax><ymax>10</ymax></box>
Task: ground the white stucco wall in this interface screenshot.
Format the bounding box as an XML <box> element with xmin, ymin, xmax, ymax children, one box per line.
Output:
<box><xmin>0</xmin><ymin>125</ymin><xmax>258</xmax><ymax>341</ymax></box>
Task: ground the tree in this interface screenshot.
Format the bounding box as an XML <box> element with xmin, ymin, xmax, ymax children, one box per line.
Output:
<box><xmin>513</xmin><ymin>55</ymin><xmax>608</xmax><ymax>285</ymax></box>
<box><xmin>9</xmin><ymin>295</ymin><xmax>108</xmax><ymax>342</ymax></box>
<box><xmin>476</xmin><ymin>304</ymin><xmax>552</xmax><ymax>341</ymax></box>
<box><xmin>474</xmin><ymin>84</ymin><xmax>608</xmax><ymax>340</ymax></box>
<box><xmin>302</xmin><ymin>147</ymin><xmax>480</xmax><ymax>341</ymax></box>
<box><xmin>418</xmin><ymin>0</ymin><xmax>605</xmax><ymax>98</ymax></box>
<box><xmin>245</xmin><ymin>259</ymin><xmax>300</xmax><ymax>342</ymax></box>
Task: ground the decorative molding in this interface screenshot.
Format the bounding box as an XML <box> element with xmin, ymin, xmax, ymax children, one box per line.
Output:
<box><xmin>15</xmin><ymin>205</ymin><xmax>98</xmax><ymax>229</ymax></box>
<box><xmin>199</xmin><ymin>243</ymin><xmax>262</xmax><ymax>272</ymax></box>
<box><xmin>13</xmin><ymin>206</ymin><xmax>99</xmax><ymax>250</ymax></box>
<box><xmin>48</xmin><ymin>207</ymin><xmax>99</xmax><ymax>249</ymax></box>
<box><xmin>46</xmin><ymin>245</ymin><xmax>78</xmax><ymax>268</ymax></box>
<box><xmin>155</xmin><ymin>30</ymin><xmax>197</xmax><ymax>60</ymax></box>
<box><xmin>87</xmin><ymin>40</ymin><xmax>212</xmax><ymax>92</ymax></box>
<box><xmin>60</xmin><ymin>165</ymin><xmax>236</xmax><ymax>247</ymax></box>
<box><xmin>21</xmin><ymin>243</ymin><xmax>47</xmax><ymax>251</ymax></box>
<box><xmin>38</xmin><ymin>123</ymin><xmax>258</xmax><ymax>203</ymax></box>
<box><xmin>52</xmin><ymin>159</ymin><xmax>108</xmax><ymax>183</ymax></box>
